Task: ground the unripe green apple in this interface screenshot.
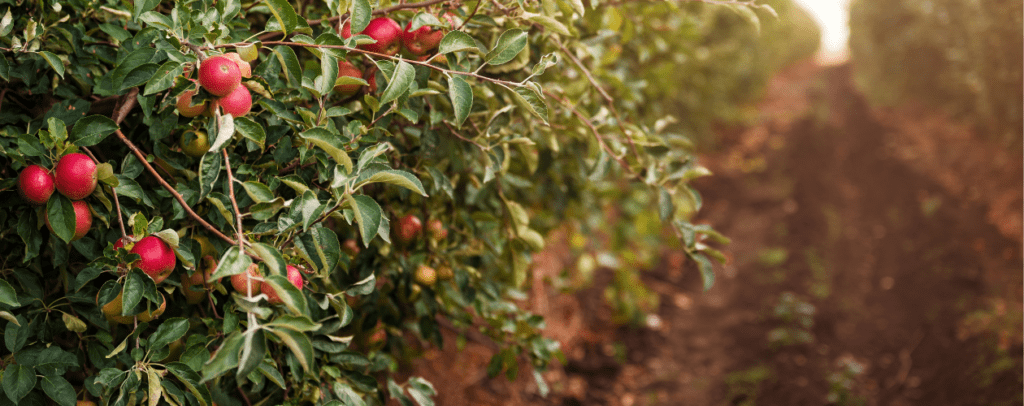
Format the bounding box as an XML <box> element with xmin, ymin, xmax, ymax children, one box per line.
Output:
<box><xmin>180</xmin><ymin>130</ymin><xmax>210</xmax><ymax>158</ymax></box>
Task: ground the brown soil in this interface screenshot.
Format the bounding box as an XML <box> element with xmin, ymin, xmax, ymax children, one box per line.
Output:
<box><xmin>404</xmin><ymin>62</ymin><xmax>1023</xmax><ymax>406</ymax></box>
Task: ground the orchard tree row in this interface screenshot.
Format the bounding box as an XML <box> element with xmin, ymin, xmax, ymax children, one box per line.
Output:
<box><xmin>0</xmin><ymin>0</ymin><xmax>809</xmax><ymax>405</ymax></box>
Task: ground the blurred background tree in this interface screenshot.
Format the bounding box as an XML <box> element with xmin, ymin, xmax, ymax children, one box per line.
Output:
<box><xmin>849</xmin><ymin>0</ymin><xmax>1024</xmax><ymax>145</ymax></box>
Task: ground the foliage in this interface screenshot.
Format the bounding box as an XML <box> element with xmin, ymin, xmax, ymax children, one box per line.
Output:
<box><xmin>849</xmin><ymin>0</ymin><xmax>1024</xmax><ymax>144</ymax></box>
<box><xmin>0</xmin><ymin>0</ymin><xmax>809</xmax><ymax>405</ymax></box>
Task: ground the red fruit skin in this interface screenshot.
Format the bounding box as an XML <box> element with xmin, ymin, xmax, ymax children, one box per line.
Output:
<box><xmin>427</xmin><ymin>219</ymin><xmax>447</xmax><ymax>240</ymax></box>
<box><xmin>45</xmin><ymin>200</ymin><xmax>92</xmax><ymax>241</ymax></box>
<box><xmin>222</xmin><ymin>53</ymin><xmax>252</xmax><ymax>78</ymax></box>
<box><xmin>54</xmin><ymin>153</ymin><xmax>97</xmax><ymax>201</ymax></box>
<box><xmin>340</xmin><ymin>17</ymin><xmax>403</xmax><ymax>55</ymax></box>
<box><xmin>334</xmin><ymin>60</ymin><xmax>364</xmax><ymax>96</ymax></box>
<box><xmin>130</xmin><ymin>236</ymin><xmax>177</xmax><ymax>284</ymax></box>
<box><xmin>401</xmin><ymin>23</ymin><xmax>445</xmax><ymax>55</ymax></box>
<box><xmin>218</xmin><ymin>85</ymin><xmax>252</xmax><ymax>117</ymax></box>
<box><xmin>395</xmin><ymin>215</ymin><xmax>422</xmax><ymax>242</ymax></box>
<box><xmin>18</xmin><ymin>165</ymin><xmax>55</xmax><ymax>205</ymax></box>
<box><xmin>231</xmin><ymin>264</ymin><xmax>263</xmax><ymax>297</ymax></box>
<box><xmin>263</xmin><ymin>265</ymin><xmax>304</xmax><ymax>305</ymax></box>
<box><xmin>176</xmin><ymin>81</ymin><xmax>207</xmax><ymax>117</ymax></box>
<box><xmin>198</xmin><ymin>56</ymin><xmax>242</xmax><ymax>96</ymax></box>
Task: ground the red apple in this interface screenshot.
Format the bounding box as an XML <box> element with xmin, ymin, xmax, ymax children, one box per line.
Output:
<box><xmin>218</xmin><ymin>85</ymin><xmax>252</xmax><ymax>117</ymax></box>
<box><xmin>46</xmin><ymin>200</ymin><xmax>92</xmax><ymax>241</ymax></box>
<box><xmin>198</xmin><ymin>55</ymin><xmax>241</xmax><ymax>96</ymax></box>
<box><xmin>395</xmin><ymin>214</ymin><xmax>422</xmax><ymax>242</ymax></box>
<box><xmin>401</xmin><ymin>22</ymin><xmax>445</xmax><ymax>55</ymax></box>
<box><xmin>231</xmin><ymin>263</ymin><xmax>263</xmax><ymax>297</ymax></box>
<box><xmin>54</xmin><ymin>153</ymin><xmax>97</xmax><ymax>201</ymax></box>
<box><xmin>18</xmin><ymin>164</ymin><xmax>54</xmax><ymax>205</ymax></box>
<box><xmin>340</xmin><ymin>17</ymin><xmax>403</xmax><ymax>56</ymax></box>
<box><xmin>334</xmin><ymin>60</ymin><xmax>364</xmax><ymax>96</ymax></box>
<box><xmin>176</xmin><ymin>80</ymin><xmax>207</xmax><ymax>117</ymax></box>
<box><xmin>221</xmin><ymin>52</ymin><xmax>252</xmax><ymax>78</ymax></box>
<box><xmin>262</xmin><ymin>265</ymin><xmax>304</xmax><ymax>305</ymax></box>
<box><xmin>115</xmin><ymin>235</ymin><xmax>177</xmax><ymax>284</ymax></box>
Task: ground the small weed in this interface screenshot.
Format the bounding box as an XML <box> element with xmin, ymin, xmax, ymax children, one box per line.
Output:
<box><xmin>725</xmin><ymin>364</ymin><xmax>773</xmax><ymax>406</ymax></box>
<box><xmin>768</xmin><ymin>292</ymin><xmax>816</xmax><ymax>349</ymax></box>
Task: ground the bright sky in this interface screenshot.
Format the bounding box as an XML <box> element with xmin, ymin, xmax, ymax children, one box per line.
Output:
<box><xmin>791</xmin><ymin>0</ymin><xmax>851</xmax><ymax>63</ymax></box>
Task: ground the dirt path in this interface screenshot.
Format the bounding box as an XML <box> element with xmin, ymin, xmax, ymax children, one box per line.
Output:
<box><xmin>404</xmin><ymin>62</ymin><xmax>1023</xmax><ymax>406</ymax></box>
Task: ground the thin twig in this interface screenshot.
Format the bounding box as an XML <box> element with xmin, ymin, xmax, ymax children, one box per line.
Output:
<box><xmin>115</xmin><ymin>129</ymin><xmax>238</xmax><ymax>246</ymax></box>
<box><xmin>222</xmin><ymin>149</ymin><xmax>252</xmax><ymax>301</ymax></box>
<box><xmin>544</xmin><ymin>90</ymin><xmax>632</xmax><ymax>172</ymax></box>
<box><xmin>554</xmin><ymin>39</ymin><xmax>641</xmax><ymax>160</ymax></box>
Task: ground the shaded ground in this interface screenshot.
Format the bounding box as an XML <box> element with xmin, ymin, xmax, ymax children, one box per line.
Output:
<box><xmin>406</xmin><ymin>62</ymin><xmax>1023</xmax><ymax>405</ymax></box>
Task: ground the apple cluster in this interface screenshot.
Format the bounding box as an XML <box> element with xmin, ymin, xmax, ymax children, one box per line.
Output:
<box><xmin>332</xmin><ymin>14</ymin><xmax>452</xmax><ymax>97</ymax></box>
<box><xmin>176</xmin><ymin>52</ymin><xmax>255</xmax><ymax>120</ymax></box>
<box><xmin>18</xmin><ymin>153</ymin><xmax>97</xmax><ymax>242</ymax></box>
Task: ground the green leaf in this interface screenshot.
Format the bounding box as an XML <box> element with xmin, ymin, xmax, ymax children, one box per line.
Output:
<box><xmin>293</xmin><ymin>227</ymin><xmax>341</xmax><ymax>275</ymax></box>
<box><xmin>349</xmin><ymin>0</ymin><xmax>371</xmax><ymax>33</ymax></box>
<box><xmin>346</xmin><ymin>195</ymin><xmax>382</xmax><ymax>247</ymax></box>
<box><xmin>299</xmin><ymin>128</ymin><xmax>352</xmax><ymax>174</ymax></box>
<box><xmin>0</xmin><ymin>278</ymin><xmax>20</xmax><ymax>307</ymax></box>
<box><xmin>448</xmin><ymin>75</ymin><xmax>472</xmax><ymax>127</ymax></box>
<box><xmin>437</xmin><ymin>31</ymin><xmax>480</xmax><ymax>54</ymax></box>
<box><xmin>258</xmin><ymin>361</ymin><xmax>287</xmax><ymax>389</ymax></box>
<box><xmin>40</xmin><ymin>375</ymin><xmax>75</xmax><ymax>406</ymax></box>
<box><xmin>143</xmin><ymin>61</ymin><xmax>183</xmax><ymax>96</ymax></box>
<box><xmin>2</xmin><ymin>364</ymin><xmax>36</xmax><ymax>403</ymax></box>
<box><xmin>132</xmin><ymin>0</ymin><xmax>160</xmax><ymax>21</ymax></box>
<box><xmin>234</xmin><ymin>117</ymin><xmax>266</xmax><ymax>150</ymax></box>
<box><xmin>316</xmin><ymin>54</ymin><xmax>339</xmax><ymax>97</ymax></box>
<box><xmin>485</xmin><ymin>29</ymin><xmax>528</xmax><ymax>65</ymax></box>
<box><xmin>379</xmin><ymin>60</ymin><xmax>415</xmax><ymax>106</ymax></box>
<box><xmin>248</xmin><ymin>242</ymin><xmax>287</xmax><ymax>277</ymax></box>
<box><xmin>241</xmin><ymin>181</ymin><xmax>275</xmax><ymax>203</ymax></box>
<box><xmin>267</xmin><ymin>327</ymin><xmax>314</xmax><ymax>373</ymax></box>
<box><xmin>147</xmin><ymin>368</ymin><xmax>162</xmax><ymax>406</ymax></box>
<box><xmin>694</xmin><ymin>253</ymin><xmax>715</xmax><ymax>291</ymax></box>
<box><xmin>209</xmin><ymin>246</ymin><xmax>253</xmax><ymax>281</ymax></box>
<box><xmin>45</xmin><ymin>194</ymin><xmax>76</xmax><ymax>243</ymax></box>
<box><xmin>166</xmin><ymin>362</ymin><xmax>212</xmax><ymax>406</ymax></box>
<box><xmin>520</xmin><ymin>12</ymin><xmax>571</xmax><ymax>36</ymax></box>
<box><xmin>264</xmin><ymin>0</ymin><xmax>302</xmax><ymax>35</ymax></box>
<box><xmin>508</xmin><ymin>85</ymin><xmax>549</xmax><ymax>123</ymax></box>
<box><xmin>727</xmin><ymin>4</ymin><xmax>761</xmax><ymax>33</ymax></box>
<box><xmin>211</xmin><ymin>113</ymin><xmax>234</xmax><ymax>149</ymax></box>
<box><xmin>148</xmin><ymin>318</ymin><xmax>189</xmax><ymax>350</ymax></box>
<box><xmin>198</xmin><ymin>148</ymin><xmax>222</xmax><ymax>199</ymax></box>
<box><xmin>332</xmin><ymin>381</ymin><xmax>367</xmax><ymax>406</ymax></box>
<box><xmin>274</xmin><ymin>45</ymin><xmax>303</xmax><ymax>87</ymax></box>
<box><xmin>263</xmin><ymin>274</ymin><xmax>308</xmax><ymax>316</ymax></box>
<box><xmin>407</xmin><ymin>377</ymin><xmax>437</xmax><ymax>406</ymax></box>
<box><xmin>69</xmin><ymin>115</ymin><xmax>119</xmax><ymax>147</ymax></box>
<box><xmin>37</xmin><ymin>51</ymin><xmax>65</xmax><ymax>79</ymax></box>
<box><xmin>199</xmin><ymin>331</ymin><xmax>243</xmax><ymax>383</ymax></box>
<box><xmin>62</xmin><ymin>313</ymin><xmax>87</xmax><ymax>333</ymax></box>
<box><xmin>356</xmin><ymin>169</ymin><xmax>427</xmax><ymax>196</ymax></box>
<box><xmin>237</xmin><ymin>328</ymin><xmax>267</xmax><ymax>381</ymax></box>
<box><xmin>47</xmin><ymin>117</ymin><xmax>67</xmax><ymax>145</ymax></box>
<box><xmin>658</xmin><ymin>187</ymin><xmax>673</xmax><ymax>222</ymax></box>
<box><xmin>267</xmin><ymin>315</ymin><xmax>321</xmax><ymax>332</ymax></box>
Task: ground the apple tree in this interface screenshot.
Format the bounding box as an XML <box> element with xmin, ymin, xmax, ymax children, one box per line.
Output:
<box><xmin>0</xmin><ymin>0</ymin><xmax>804</xmax><ymax>404</ymax></box>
